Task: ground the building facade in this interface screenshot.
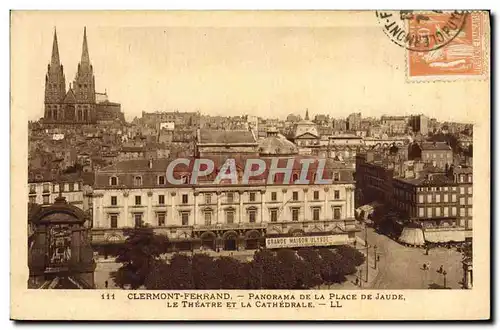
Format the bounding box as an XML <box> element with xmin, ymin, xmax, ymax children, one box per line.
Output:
<box><xmin>409</xmin><ymin>141</ymin><xmax>453</xmax><ymax>170</ymax></box>
<box><xmin>91</xmin><ymin>158</ymin><xmax>358</xmax><ymax>251</ymax></box>
<box><xmin>381</xmin><ymin>115</ymin><xmax>409</xmax><ymax>135</ymax></box>
<box><xmin>392</xmin><ymin>173</ymin><xmax>466</xmax><ymax>243</ymax></box>
<box><xmin>451</xmin><ymin>165</ymin><xmax>473</xmax><ymax>239</ymax></box>
<box><xmin>409</xmin><ymin>115</ymin><xmax>429</xmax><ymax>136</ymax></box>
<box><xmin>28</xmin><ymin>172</ymin><xmax>89</xmax><ymax>210</ymax></box>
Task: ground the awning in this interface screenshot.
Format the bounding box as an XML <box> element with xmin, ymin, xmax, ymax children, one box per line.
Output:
<box><xmin>399</xmin><ymin>227</ymin><xmax>425</xmax><ymax>246</ymax></box>
<box><xmin>424</xmin><ymin>230</ymin><xmax>466</xmax><ymax>243</ymax></box>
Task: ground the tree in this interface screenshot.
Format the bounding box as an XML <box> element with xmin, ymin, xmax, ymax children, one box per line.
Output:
<box><xmin>335</xmin><ymin>245</ymin><xmax>366</xmax><ymax>267</ymax></box>
<box><xmin>192</xmin><ymin>253</ymin><xmax>220</xmax><ymax>289</ymax></box>
<box><xmin>275</xmin><ymin>249</ymin><xmax>303</xmax><ymax>289</ymax></box>
<box><xmin>114</xmin><ymin>227</ymin><xmax>169</xmax><ymax>289</ymax></box>
<box><xmin>215</xmin><ymin>256</ymin><xmax>247</xmax><ymax>289</ymax></box>
<box><xmin>296</xmin><ymin>248</ymin><xmax>323</xmax><ymax>289</ymax></box>
<box><xmin>144</xmin><ymin>260</ymin><xmax>170</xmax><ymax>289</ymax></box>
<box><xmin>317</xmin><ymin>248</ymin><xmax>346</xmax><ymax>286</ymax></box>
<box><xmin>250</xmin><ymin>249</ymin><xmax>285</xmax><ymax>289</ymax></box>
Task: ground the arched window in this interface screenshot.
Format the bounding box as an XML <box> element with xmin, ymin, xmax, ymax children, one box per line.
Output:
<box><xmin>110</xmin><ymin>176</ymin><xmax>118</xmax><ymax>186</ymax></box>
<box><xmin>292</xmin><ymin>173</ymin><xmax>299</xmax><ymax>183</ymax></box>
<box><xmin>134</xmin><ymin>176</ymin><xmax>142</xmax><ymax>186</ymax></box>
<box><xmin>181</xmin><ymin>175</ymin><xmax>190</xmax><ymax>184</ymax></box>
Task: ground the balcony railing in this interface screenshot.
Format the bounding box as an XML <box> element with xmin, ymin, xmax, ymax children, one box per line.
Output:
<box><xmin>193</xmin><ymin>222</ymin><xmax>265</xmax><ymax>231</ymax></box>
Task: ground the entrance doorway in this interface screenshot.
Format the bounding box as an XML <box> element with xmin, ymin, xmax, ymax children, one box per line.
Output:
<box><xmin>223</xmin><ymin>231</ymin><xmax>238</xmax><ymax>251</ymax></box>
<box><xmin>245</xmin><ymin>230</ymin><xmax>261</xmax><ymax>250</ymax></box>
<box><xmin>200</xmin><ymin>232</ymin><xmax>216</xmax><ymax>251</ymax></box>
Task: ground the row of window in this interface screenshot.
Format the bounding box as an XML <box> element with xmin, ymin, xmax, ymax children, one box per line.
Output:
<box><xmin>29</xmin><ymin>183</ymin><xmax>80</xmax><ymax>194</ymax></box>
<box><xmin>29</xmin><ymin>194</ymin><xmax>79</xmax><ymax>205</ymax></box>
<box><xmin>109</xmin><ymin>172</ymin><xmax>343</xmax><ymax>187</ymax></box>
<box><xmin>423</xmin><ymin>153</ymin><xmax>452</xmax><ymax>159</ymax></box>
<box><xmin>416</xmin><ymin>186</ymin><xmax>457</xmax><ymax>192</ymax></box>
<box><xmin>46</xmin><ymin>108</ymin><xmax>90</xmax><ymax>121</ymax></box>
<box><xmin>109</xmin><ymin>189</ymin><xmax>344</xmax><ymax>206</ymax></box>
<box><xmin>417</xmin><ymin>206</ymin><xmax>472</xmax><ymax>218</ymax></box>
<box><xmin>107</xmin><ymin>206</ymin><xmax>344</xmax><ymax>228</ymax></box>
<box><xmin>458</xmin><ymin>174</ymin><xmax>473</xmax><ymax>183</ymax></box>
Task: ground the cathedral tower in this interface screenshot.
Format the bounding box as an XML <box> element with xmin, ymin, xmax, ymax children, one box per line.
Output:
<box><xmin>44</xmin><ymin>29</ymin><xmax>66</xmax><ymax>122</ymax></box>
<box><xmin>72</xmin><ymin>27</ymin><xmax>96</xmax><ymax>123</ymax></box>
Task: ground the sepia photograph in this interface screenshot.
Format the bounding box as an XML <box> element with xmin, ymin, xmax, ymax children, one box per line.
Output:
<box><xmin>10</xmin><ymin>10</ymin><xmax>490</xmax><ymax>320</ymax></box>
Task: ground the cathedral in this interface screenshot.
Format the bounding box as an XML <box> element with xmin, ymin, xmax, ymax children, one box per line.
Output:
<box><xmin>43</xmin><ymin>28</ymin><xmax>98</xmax><ymax>124</ymax></box>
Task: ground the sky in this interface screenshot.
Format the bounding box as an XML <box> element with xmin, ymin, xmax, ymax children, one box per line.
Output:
<box><xmin>11</xmin><ymin>11</ymin><xmax>487</xmax><ymax>123</ymax></box>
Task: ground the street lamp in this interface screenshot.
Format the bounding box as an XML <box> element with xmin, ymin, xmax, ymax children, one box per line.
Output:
<box><xmin>364</xmin><ymin>223</ymin><xmax>368</xmax><ymax>247</ymax></box>
<box><xmin>443</xmin><ymin>270</ymin><xmax>447</xmax><ymax>289</ymax></box>
<box><xmin>374</xmin><ymin>245</ymin><xmax>378</xmax><ymax>269</ymax></box>
<box><xmin>365</xmin><ymin>243</ymin><xmax>369</xmax><ymax>282</ymax></box>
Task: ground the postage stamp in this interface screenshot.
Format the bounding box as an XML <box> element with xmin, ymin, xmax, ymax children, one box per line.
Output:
<box><xmin>406</xmin><ymin>12</ymin><xmax>489</xmax><ymax>82</ymax></box>
<box><xmin>376</xmin><ymin>11</ymin><xmax>489</xmax><ymax>82</ymax></box>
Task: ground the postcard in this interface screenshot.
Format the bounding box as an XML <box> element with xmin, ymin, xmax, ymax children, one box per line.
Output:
<box><xmin>10</xmin><ymin>10</ymin><xmax>490</xmax><ymax>320</ymax></box>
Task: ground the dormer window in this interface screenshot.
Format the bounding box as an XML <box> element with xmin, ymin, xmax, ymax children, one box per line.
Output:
<box><xmin>134</xmin><ymin>176</ymin><xmax>143</xmax><ymax>186</ymax></box>
<box><xmin>158</xmin><ymin>175</ymin><xmax>165</xmax><ymax>185</ymax></box>
<box><xmin>333</xmin><ymin>172</ymin><xmax>340</xmax><ymax>181</ymax></box>
<box><xmin>181</xmin><ymin>175</ymin><xmax>190</xmax><ymax>184</ymax></box>
<box><xmin>292</xmin><ymin>173</ymin><xmax>299</xmax><ymax>183</ymax></box>
<box><xmin>110</xmin><ymin>176</ymin><xmax>118</xmax><ymax>186</ymax></box>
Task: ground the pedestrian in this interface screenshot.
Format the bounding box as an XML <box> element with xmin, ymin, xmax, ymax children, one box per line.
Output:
<box><xmin>104</xmin><ymin>280</ymin><xmax>108</xmax><ymax>289</ymax></box>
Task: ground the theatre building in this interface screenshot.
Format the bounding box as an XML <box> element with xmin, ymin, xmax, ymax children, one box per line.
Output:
<box><xmin>91</xmin><ymin>157</ymin><xmax>358</xmax><ymax>252</ymax></box>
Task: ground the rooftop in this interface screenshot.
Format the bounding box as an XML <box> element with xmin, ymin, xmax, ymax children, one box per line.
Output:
<box><xmin>198</xmin><ymin>129</ymin><xmax>257</xmax><ymax>144</ymax></box>
<box><xmin>421</xmin><ymin>142</ymin><xmax>452</xmax><ymax>151</ymax></box>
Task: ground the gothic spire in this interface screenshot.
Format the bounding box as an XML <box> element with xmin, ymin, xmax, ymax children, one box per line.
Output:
<box><xmin>50</xmin><ymin>27</ymin><xmax>60</xmax><ymax>66</ymax></box>
<box><xmin>80</xmin><ymin>27</ymin><xmax>90</xmax><ymax>65</ymax></box>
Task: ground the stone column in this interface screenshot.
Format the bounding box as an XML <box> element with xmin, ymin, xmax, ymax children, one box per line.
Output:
<box><xmin>92</xmin><ymin>194</ymin><xmax>100</xmax><ymax>227</ymax></box>
<box><xmin>260</xmin><ymin>190</ymin><xmax>265</xmax><ymax>223</ymax></box>
<box><xmin>345</xmin><ymin>186</ymin><xmax>351</xmax><ymax>219</ymax></box>
<box><xmin>98</xmin><ymin>195</ymin><xmax>103</xmax><ymax>227</ymax></box>
<box><xmin>147</xmin><ymin>191</ymin><xmax>153</xmax><ymax>226</ymax></box>
<box><xmin>216</xmin><ymin>192</ymin><xmax>221</xmax><ymax>224</ymax></box>
<box><xmin>123</xmin><ymin>191</ymin><xmax>129</xmax><ymax>227</ymax></box>
<box><xmin>239</xmin><ymin>191</ymin><xmax>244</xmax><ymax>223</ymax></box>
<box><xmin>193</xmin><ymin>192</ymin><xmax>199</xmax><ymax>226</ymax></box>
<box><xmin>303</xmin><ymin>188</ymin><xmax>309</xmax><ymax>221</ymax></box>
<box><xmin>323</xmin><ymin>187</ymin><xmax>329</xmax><ymax>221</ymax></box>
<box><xmin>350</xmin><ymin>185</ymin><xmax>355</xmax><ymax>218</ymax></box>
<box><xmin>170</xmin><ymin>192</ymin><xmax>177</xmax><ymax>225</ymax></box>
<box><xmin>71</xmin><ymin>228</ymin><xmax>82</xmax><ymax>264</ymax></box>
<box><xmin>281</xmin><ymin>188</ymin><xmax>288</xmax><ymax>221</ymax></box>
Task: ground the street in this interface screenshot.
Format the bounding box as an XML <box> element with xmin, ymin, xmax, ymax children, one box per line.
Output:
<box><xmin>361</xmin><ymin>226</ymin><xmax>465</xmax><ymax>289</ymax></box>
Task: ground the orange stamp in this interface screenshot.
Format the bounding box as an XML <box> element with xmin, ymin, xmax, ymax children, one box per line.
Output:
<box><xmin>376</xmin><ymin>11</ymin><xmax>489</xmax><ymax>82</ymax></box>
<box><xmin>407</xmin><ymin>12</ymin><xmax>489</xmax><ymax>81</ymax></box>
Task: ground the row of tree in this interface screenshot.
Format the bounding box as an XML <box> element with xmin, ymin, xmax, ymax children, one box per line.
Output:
<box><xmin>111</xmin><ymin>228</ymin><xmax>366</xmax><ymax>290</ymax></box>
